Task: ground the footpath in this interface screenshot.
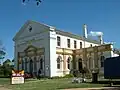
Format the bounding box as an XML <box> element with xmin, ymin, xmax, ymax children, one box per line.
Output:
<box><xmin>64</xmin><ymin>87</ymin><xmax>120</xmax><ymax>90</ymax></box>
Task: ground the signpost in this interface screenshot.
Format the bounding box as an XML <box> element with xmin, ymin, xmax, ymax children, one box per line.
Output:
<box><xmin>11</xmin><ymin>70</ymin><xmax>24</xmax><ymax>84</ymax></box>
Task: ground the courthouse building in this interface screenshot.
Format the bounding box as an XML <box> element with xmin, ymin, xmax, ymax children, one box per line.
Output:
<box><xmin>13</xmin><ymin>20</ymin><xmax>116</xmax><ymax>77</ymax></box>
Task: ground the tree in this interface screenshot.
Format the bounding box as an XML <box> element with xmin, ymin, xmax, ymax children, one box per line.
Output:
<box><xmin>3</xmin><ymin>59</ymin><xmax>12</xmax><ymax>66</ymax></box>
<box><xmin>0</xmin><ymin>40</ymin><xmax>6</xmax><ymax>65</ymax></box>
<box><xmin>22</xmin><ymin>0</ymin><xmax>42</xmax><ymax>6</ymax></box>
<box><xmin>3</xmin><ymin>59</ymin><xmax>12</xmax><ymax>76</ymax></box>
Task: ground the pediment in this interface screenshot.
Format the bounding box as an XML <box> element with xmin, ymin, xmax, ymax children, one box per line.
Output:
<box><xmin>13</xmin><ymin>20</ymin><xmax>50</xmax><ymax>41</ymax></box>
<box><xmin>24</xmin><ymin>45</ymin><xmax>37</xmax><ymax>52</ymax></box>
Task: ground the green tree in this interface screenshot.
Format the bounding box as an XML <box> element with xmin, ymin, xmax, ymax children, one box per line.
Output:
<box><xmin>3</xmin><ymin>59</ymin><xmax>12</xmax><ymax>66</ymax></box>
<box><xmin>0</xmin><ymin>40</ymin><xmax>6</xmax><ymax>65</ymax></box>
<box><xmin>3</xmin><ymin>59</ymin><xmax>12</xmax><ymax>77</ymax></box>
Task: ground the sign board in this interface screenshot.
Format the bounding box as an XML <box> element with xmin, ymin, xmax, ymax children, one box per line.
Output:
<box><xmin>11</xmin><ymin>70</ymin><xmax>24</xmax><ymax>84</ymax></box>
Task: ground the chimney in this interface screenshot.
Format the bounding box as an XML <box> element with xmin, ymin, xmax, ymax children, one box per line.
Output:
<box><xmin>98</xmin><ymin>35</ymin><xmax>103</xmax><ymax>44</ymax></box>
<box><xmin>83</xmin><ymin>24</ymin><xmax>88</xmax><ymax>38</ymax></box>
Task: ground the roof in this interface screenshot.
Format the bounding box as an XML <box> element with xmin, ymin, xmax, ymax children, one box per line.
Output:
<box><xmin>55</xmin><ymin>29</ymin><xmax>100</xmax><ymax>44</ymax></box>
<box><xmin>13</xmin><ymin>20</ymin><xmax>100</xmax><ymax>44</ymax></box>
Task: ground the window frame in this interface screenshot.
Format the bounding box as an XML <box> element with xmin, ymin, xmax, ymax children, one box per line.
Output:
<box><xmin>67</xmin><ymin>39</ymin><xmax>70</xmax><ymax>48</ymax></box>
<box><xmin>74</xmin><ymin>40</ymin><xmax>77</xmax><ymax>48</ymax></box>
<box><xmin>67</xmin><ymin>57</ymin><xmax>71</xmax><ymax>69</ymax></box>
<box><xmin>80</xmin><ymin>42</ymin><xmax>82</xmax><ymax>48</ymax></box>
<box><xmin>57</xmin><ymin>57</ymin><xmax>61</xmax><ymax>69</ymax></box>
<box><xmin>34</xmin><ymin>57</ymin><xmax>37</xmax><ymax>71</ymax></box>
<box><xmin>57</xmin><ymin>36</ymin><xmax>61</xmax><ymax>46</ymax></box>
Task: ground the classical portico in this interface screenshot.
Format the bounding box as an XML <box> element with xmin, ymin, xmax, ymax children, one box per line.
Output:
<box><xmin>56</xmin><ymin>44</ymin><xmax>113</xmax><ymax>75</ymax></box>
<box><xmin>18</xmin><ymin>45</ymin><xmax>45</xmax><ymax>76</ymax></box>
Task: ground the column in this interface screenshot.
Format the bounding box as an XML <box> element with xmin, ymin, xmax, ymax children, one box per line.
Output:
<box><xmin>83</xmin><ymin>48</ymin><xmax>87</xmax><ymax>68</ymax></box>
<box><xmin>63</xmin><ymin>49</ymin><xmax>66</xmax><ymax>74</ymax></box>
<box><xmin>72</xmin><ymin>54</ymin><xmax>76</xmax><ymax>69</ymax></box>
<box><xmin>49</xmin><ymin>30</ymin><xmax>57</xmax><ymax>77</ymax></box>
<box><xmin>94</xmin><ymin>46</ymin><xmax>98</xmax><ymax>68</ymax></box>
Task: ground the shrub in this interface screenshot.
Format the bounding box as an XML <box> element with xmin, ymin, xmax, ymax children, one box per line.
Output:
<box><xmin>24</xmin><ymin>73</ymin><xmax>32</xmax><ymax>79</ymax></box>
<box><xmin>85</xmin><ymin>73</ymin><xmax>92</xmax><ymax>79</ymax></box>
<box><xmin>63</xmin><ymin>74</ymin><xmax>74</xmax><ymax>78</ymax></box>
<box><xmin>50</xmin><ymin>76</ymin><xmax>61</xmax><ymax>79</ymax></box>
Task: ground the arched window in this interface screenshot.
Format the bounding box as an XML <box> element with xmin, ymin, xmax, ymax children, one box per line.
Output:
<box><xmin>29</xmin><ymin>59</ymin><xmax>33</xmax><ymax>74</ymax></box>
<box><xmin>57</xmin><ymin>56</ymin><xmax>61</xmax><ymax>69</ymax></box>
<box><xmin>34</xmin><ymin>57</ymin><xmax>37</xmax><ymax>72</ymax></box>
<box><xmin>101</xmin><ymin>56</ymin><xmax>105</xmax><ymax>68</ymax></box>
<box><xmin>40</xmin><ymin>58</ymin><xmax>43</xmax><ymax>69</ymax></box>
<box><xmin>22</xmin><ymin>58</ymin><xmax>24</xmax><ymax>70</ymax></box>
<box><xmin>25</xmin><ymin>58</ymin><xmax>27</xmax><ymax>72</ymax></box>
<box><xmin>67</xmin><ymin>57</ymin><xmax>71</xmax><ymax>69</ymax></box>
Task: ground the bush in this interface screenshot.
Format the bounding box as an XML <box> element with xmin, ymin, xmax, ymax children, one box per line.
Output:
<box><xmin>85</xmin><ymin>73</ymin><xmax>92</xmax><ymax>79</ymax></box>
<box><xmin>50</xmin><ymin>76</ymin><xmax>61</xmax><ymax>79</ymax></box>
<box><xmin>63</xmin><ymin>74</ymin><xmax>74</xmax><ymax>78</ymax></box>
<box><xmin>24</xmin><ymin>73</ymin><xmax>32</xmax><ymax>79</ymax></box>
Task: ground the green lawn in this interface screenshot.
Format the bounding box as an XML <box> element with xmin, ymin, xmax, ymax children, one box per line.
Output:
<box><xmin>0</xmin><ymin>78</ymin><xmax>106</xmax><ymax>90</ymax></box>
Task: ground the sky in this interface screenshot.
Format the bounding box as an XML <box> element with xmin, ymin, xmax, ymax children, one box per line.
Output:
<box><xmin>0</xmin><ymin>0</ymin><xmax>120</xmax><ymax>61</ymax></box>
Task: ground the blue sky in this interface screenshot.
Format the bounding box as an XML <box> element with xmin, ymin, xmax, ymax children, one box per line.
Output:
<box><xmin>0</xmin><ymin>0</ymin><xmax>120</xmax><ymax>61</ymax></box>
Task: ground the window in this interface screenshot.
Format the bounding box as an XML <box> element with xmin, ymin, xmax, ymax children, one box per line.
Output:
<box><xmin>40</xmin><ymin>58</ymin><xmax>43</xmax><ymax>69</ymax></box>
<box><xmin>74</xmin><ymin>40</ymin><xmax>77</xmax><ymax>48</ymax></box>
<box><xmin>67</xmin><ymin>39</ymin><xmax>70</xmax><ymax>48</ymax></box>
<box><xmin>67</xmin><ymin>57</ymin><xmax>71</xmax><ymax>69</ymax></box>
<box><xmin>101</xmin><ymin>56</ymin><xmax>105</xmax><ymax>68</ymax></box>
<box><xmin>57</xmin><ymin>36</ymin><xmax>61</xmax><ymax>46</ymax></box>
<box><xmin>29</xmin><ymin>59</ymin><xmax>33</xmax><ymax>73</ymax></box>
<box><xmin>80</xmin><ymin>42</ymin><xmax>82</xmax><ymax>48</ymax></box>
<box><xmin>34</xmin><ymin>57</ymin><xmax>37</xmax><ymax>72</ymax></box>
<box><xmin>90</xmin><ymin>44</ymin><xmax>92</xmax><ymax>47</ymax></box>
<box><xmin>22</xmin><ymin>58</ymin><xmax>24</xmax><ymax>70</ymax></box>
<box><xmin>29</xmin><ymin>26</ymin><xmax>32</xmax><ymax>32</ymax></box>
<box><xmin>25</xmin><ymin>58</ymin><xmax>27</xmax><ymax>72</ymax></box>
<box><xmin>57</xmin><ymin>56</ymin><xmax>61</xmax><ymax>69</ymax></box>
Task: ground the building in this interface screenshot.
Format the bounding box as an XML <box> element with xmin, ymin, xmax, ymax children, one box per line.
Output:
<box><xmin>13</xmin><ymin>20</ymin><xmax>115</xmax><ymax>77</ymax></box>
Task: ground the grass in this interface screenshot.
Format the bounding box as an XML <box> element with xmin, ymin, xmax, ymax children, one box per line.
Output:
<box><xmin>0</xmin><ymin>78</ymin><xmax>106</xmax><ymax>90</ymax></box>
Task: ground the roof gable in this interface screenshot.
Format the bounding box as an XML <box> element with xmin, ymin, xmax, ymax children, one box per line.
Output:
<box><xmin>13</xmin><ymin>20</ymin><xmax>50</xmax><ymax>41</ymax></box>
<box><xmin>24</xmin><ymin>45</ymin><xmax>37</xmax><ymax>52</ymax></box>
